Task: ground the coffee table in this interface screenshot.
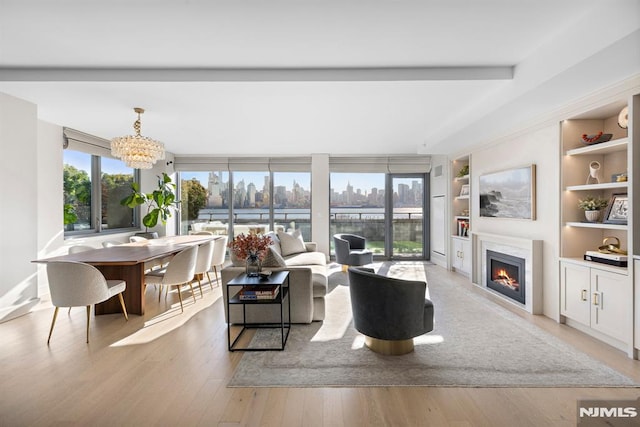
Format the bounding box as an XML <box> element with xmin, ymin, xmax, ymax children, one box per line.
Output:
<box><xmin>226</xmin><ymin>271</ymin><xmax>291</xmax><ymax>351</ymax></box>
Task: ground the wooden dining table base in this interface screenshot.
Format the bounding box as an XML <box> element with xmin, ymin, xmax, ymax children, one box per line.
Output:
<box><xmin>94</xmin><ymin>264</ymin><xmax>147</xmax><ymax>315</ymax></box>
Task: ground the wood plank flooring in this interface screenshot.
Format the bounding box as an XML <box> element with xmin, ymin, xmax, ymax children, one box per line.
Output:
<box><xmin>1</xmin><ymin>265</ymin><xmax>639</xmax><ymax>426</ymax></box>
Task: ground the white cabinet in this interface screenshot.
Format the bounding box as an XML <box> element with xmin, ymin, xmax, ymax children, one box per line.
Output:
<box><xmin>561</xmin><ymin>260</ymin><xmax>629</xmax><ymax>343</ymax></box>
<box><xmin>452</xmin><ymin>236</ymin><xmax>471</xmax><ymax>277</ymax></box>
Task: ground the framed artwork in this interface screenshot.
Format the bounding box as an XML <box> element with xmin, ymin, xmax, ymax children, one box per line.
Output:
<box><xmin>603</xmin><ymin>193</ymin><xmax>628</xmax><ymax>225</ymax></box>
<box><xmin>479</xmin><ymin>164</ymin><xmax>536</xmax><ymax>220</ymax></box>
<box><xmin>459</xmin><ymin>184</ymin><xmax>470</xmax><ymax>197</ymax></box>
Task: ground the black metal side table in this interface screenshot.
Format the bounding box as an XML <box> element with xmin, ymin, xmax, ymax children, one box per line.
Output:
<box><xmin>226</xmin><ymin>270</ymin><xmax>291</xmax><ymax>351</ymax></box>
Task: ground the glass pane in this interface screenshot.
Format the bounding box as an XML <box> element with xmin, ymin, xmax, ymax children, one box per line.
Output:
<box><xmin>101</xmin><ymin>157</ymin><xmax>135</xmax><ymax>229</ymax></box>
<box><xmin>63</xmin><ymin>150</ymin><xmax>92</xmax><ymax>231</ymax></box>
<box><xmin>273</xmin><ymin>172</ymin><xmax>311</xmax><ymax>241</ymax></box>
<box><xmin>392</xmin><ymin>176</ymin><xmax>423</xmax><ymax>258</ymax></box>
<box><xmin>180</xmin><ymin>171</ymin><xmax>230</xmax><ymax>236</ymax></box>
<box><xmin>232</xmin><ymin>171</ymin><xmax>270</xmax><ymax>236</ymax></box>
<box><xmin>330</xmin><ymin>173</ymin><xmax>385</xmax><ymax>255</ymax></box>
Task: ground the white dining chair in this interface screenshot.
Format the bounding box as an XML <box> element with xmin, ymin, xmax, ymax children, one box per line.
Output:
<box><xmin>192</xmin><ymin>240</ymin><xmax>215</xmax><ymax>297</ymax></box>
<box><xmin>68</xmin><ymin>245</ymin><xmax>94</xmax><ymax>254</ymax></box>
<box><xmin>193</xmin><ymin>231</ymin><xmax>214</xmax><ymax>236</ymax></box>
<box><xmin>144</xmin><ymin>246</ymin><xmax>198</xmax><ymax>312</ymax></box>
<box><xmin>210</xmin><ymin>235</ymin><xmax>228</xmax><ymax>287</ymax></box>
<box><xmin>45</xmin><ymin>261</ymin><xmax>128</xmax><ymax>344</ymax></box>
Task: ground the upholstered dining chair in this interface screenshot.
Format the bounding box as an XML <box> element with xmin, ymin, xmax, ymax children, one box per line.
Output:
<box><xmin>193</xmin><ymin>231</ymin><xmax>214</xmax><ymax>236</ymax></box>
<box><xmin>210</xmin><ymin>235</ymin><xmax>228</xmax><ymax>286</ymax></box>
<box><xmin>45</xmin><ymin>261</ymin><xmax>128</xmax><ymax>344</ymax></box>
<box><xmin>333</xmin><ymin>233</ymin><xmax>373</xmax><ymax>272</ymax></box>
<box><xmin>68</xmin><ymin>244</ymin><xmax>94</xmax><ymax>254</ymax></box>
<box><xmin>192</xmin><ymin>240</ymin><xmax>215</xmax><ymax>297</ymax></box>
<box><xmin>144</xmin><ymin>246</ymin><xmax>198</xmax><ymax>312</ymax></box>
<box><xmin>347</xmin><ymin>267</ymin><xmax>434</xmax><ymax>355</ymax></box>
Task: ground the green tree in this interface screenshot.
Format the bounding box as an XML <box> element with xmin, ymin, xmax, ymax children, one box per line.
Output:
<box><xmin>63</xmin><ymin>164</ymin><xmax>91</xmax><ymax>226</ymax></box>
<box><xmin>181</xmin><ymin>178</ymin><xmax>208</xmax><ymax>221</ymax></box>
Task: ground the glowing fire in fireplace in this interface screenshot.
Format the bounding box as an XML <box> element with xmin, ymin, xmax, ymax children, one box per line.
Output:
<box><xmin>493</xmin><ymin>268</ymin><xmax>520</xmax><ymax>290</ymax></box>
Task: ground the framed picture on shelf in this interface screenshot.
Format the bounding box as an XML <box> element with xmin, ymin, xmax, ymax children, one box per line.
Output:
<box><xmin>478</xmin><ymin>164</ymin><xmax>536</xmax><ymax>220</ymax></box>
<box><xmin>459</xmin><ymin>184</ymin><xmax>470</xmax><ymax>197</ymax></box>
<box><xmin>603</xmin><ymin>193</ymin><xmax>628</xmax><ymax>225</ymax></box>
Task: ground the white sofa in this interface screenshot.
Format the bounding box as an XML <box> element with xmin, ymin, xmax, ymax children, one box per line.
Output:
<box><xmin>221</xmin><ymin>242</ymin><xmax>328</xmax><ymax>324</ymax></box>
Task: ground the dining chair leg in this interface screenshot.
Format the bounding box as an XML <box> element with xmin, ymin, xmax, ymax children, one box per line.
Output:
<box><xmin>196</xmin><ymin>277</ymin><xmax>204</xmax><ymax>298</ymax></box>
<box><xmin>189</xmin><ymin>282</ymin><xmax>197</xmax><ymax>303</ymax></box>
<box><xmin>86</xmin><ymin>305</ymin><xmax>91</xmax><ymax>343</ymax></box>
<box><xmin>176</xmin><ymin>285</ymin><xmax>184</xmax><ymax>313</ymax></box>
<box><xmin>47</xmin><ymin>307</ymin><xmax>60</xmax><ymax>345</ymax></box>
<box><xmin>206</xmin><ymin>271</ymin><xmax>213</xmax><ymax>290</ymax></box>
<box><xmin>118</xmin><ymin>293</ymin><xmax>129</xmax><ymax>321</ymax></box>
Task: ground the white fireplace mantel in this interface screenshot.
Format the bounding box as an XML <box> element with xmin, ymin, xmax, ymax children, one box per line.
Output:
<box><xmin>471</xmin><ymin>232</ymin><xmax>543</xmax><ymax>314</ymax></box>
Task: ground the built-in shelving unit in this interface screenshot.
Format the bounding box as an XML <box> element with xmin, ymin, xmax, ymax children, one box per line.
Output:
<box><xmin>450</xmin><ymin>156</ymin><xmax>471</xmax><ymax>277</ymax></box>
<box><xmin>559</xmin><ymin>95</ymin><xmax>636</xmax><ymax>357</ymax></box>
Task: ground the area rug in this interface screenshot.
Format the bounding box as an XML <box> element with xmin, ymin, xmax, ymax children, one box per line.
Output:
<box><xmin>228</xmin><ymin>262</ymin><xmax>639</xmax><ymax>388</ymax></box>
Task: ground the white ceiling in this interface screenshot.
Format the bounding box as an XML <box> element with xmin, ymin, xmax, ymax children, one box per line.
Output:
<box><xmin>1</xmin><ymin>0</ymin><xmax>639</xmax><ymax>157</ymax></box>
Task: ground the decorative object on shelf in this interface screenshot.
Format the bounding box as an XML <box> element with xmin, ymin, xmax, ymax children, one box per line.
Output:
<box><xmin>110</xmin><ymin>107</ymin><xmax>165</xmax><ymax>169</ymax></box>
<box><xmin>602</xmin><ymin>193</ymin><xmax>628</xmax><ymax>225</ymax></box>
<box><xmin>457</xmin><ymin>219</ymin><xmax>470</xmax><ymax>237</ymax></box>
<box><xmin>579</xmin><ymin>132</ymin><xmax>613</xmax><ymax>146</ymax></box>
<box><xmin>611</xmin><ymin>172</ymin><xmax>628</xmax><ymax>182</ymax></box>
<box><xmin>618</xmin><ymin>106</ymin><xmax>629</xmax><ymax>129</ymax></box>
<box><xmin>460</xmin><ymin>208</ymin><xmax>469</xmax><ymax>216</ymax></box>
<box><xmin>459</xmin><ymin>184</ymin><xmax>470</xmax><ymax>197</ymax></box>
<box><xmin>577</xmin><ymin>195</ymin><xmax>608</xmax><ymax>223</ymax></box>
<box><xmin>456</xmin><ymin>165</ymin><xmax>469</xmax><ymax>178</ymax></box>
<box><xmin>120</xmin><ymin>172</ymin><xmax>180</xmax><ymax>233</ymax></box>
<box><xmin>479</xmin><ymin>164</ymin><xmax>536</xmax><ymax>220</ymax></box>
<box><xmin>228</xmin><ymin>232</ymin><xmax>273</xmax><ymax>277</ymax></box>
<box><xmin>585</xmin><ymin>161</ymin><xmax>601</xmax><ymax>185</ymax></box>
<box><xmin>597</xmin><ymin>236</ymin><xmax>628</xmax><ymax>255</ymax></box>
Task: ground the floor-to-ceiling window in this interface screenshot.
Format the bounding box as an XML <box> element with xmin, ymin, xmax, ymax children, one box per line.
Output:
<box><xmin>273</xmin><ymin>172</ymin><xmax>311</xmax><ymax>241</ymax></box>
<box><xmin>387</xmin><ymin>174</ymin><xmax>426</xmax><ymax>258</ymax></box>
<box><xmin>179</xmin><ymin>170</ymin><xmax>229</xmax><ymax>235</ymax></box>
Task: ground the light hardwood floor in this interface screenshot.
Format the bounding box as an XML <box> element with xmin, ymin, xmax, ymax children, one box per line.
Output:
<box><xmin>1</xmin><ymin>264</ymin><xmax>639</xmax><ymax>426</ymax></box>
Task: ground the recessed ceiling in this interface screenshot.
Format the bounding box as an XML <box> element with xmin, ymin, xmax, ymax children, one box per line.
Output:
<box><xmin>1</xmin><ymin>0</ymin><xmax>638</xmax><ymax>156</ymax></box>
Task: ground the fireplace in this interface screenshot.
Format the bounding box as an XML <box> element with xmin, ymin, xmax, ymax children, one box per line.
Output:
<box><xmin>486</xmin><ymin>250</ymin><xmax>525</xmax><ymax>304</ymax></box>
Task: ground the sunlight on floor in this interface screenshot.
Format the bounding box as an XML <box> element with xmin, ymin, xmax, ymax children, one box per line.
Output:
<box><xmin>110</xmin><ymin>288</ymin><xmax>220</xmax><ymax>347</ymax></box>
<box><xmin>351</xmin><ymin>334</ymin><xmax>365</xmax><ymax>349</ymax></box>
<box><xmin>311</xmin><ymin>285</ymin><xmax>353</xmax><ymax>342</ymax></box>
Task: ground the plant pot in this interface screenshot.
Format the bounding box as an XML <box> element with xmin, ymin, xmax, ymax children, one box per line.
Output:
<box><xmin>135</xmin><ymin>231</ymin><xmax>159</xmax><ymax>239</ymax></box>
<box><xmin>584</xmin><ymin>210</ymin><xmax>600</xmax><ymax>223</ymax></box>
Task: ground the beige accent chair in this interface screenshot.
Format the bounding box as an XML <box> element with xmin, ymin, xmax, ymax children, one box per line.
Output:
<box><xmin>192</xmin><ymin>240</ymin><xmax>215</xmax><ymax>296</ymax></box>
<box><xmin>144</xmin><ymin>246</ymin><xmax>198</xmax><ymax>312</ymax></box>
<box><xmin>45</xmin><ymin>261</ymin><xmax>128</xmax><ymax>344</ymax></box>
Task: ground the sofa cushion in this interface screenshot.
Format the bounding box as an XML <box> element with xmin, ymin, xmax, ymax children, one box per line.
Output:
<box><xmin>278</xmin><ymin>229</ymin><xmax>307</xmax><ymax>257</ymax></box>
<box><xmin>262</xmin><ymin>247</ymin><xmax>287</xmax><ymax>267</ymax></box>
<box><xmin>285</xmin><ymin>251</ymin><xmax>326</xmax><ymax>266</ymax></box>
<box><xmin>266</xmin><ymin>232</ymin><xmax>282</xmax><ymax>255</ymax></box>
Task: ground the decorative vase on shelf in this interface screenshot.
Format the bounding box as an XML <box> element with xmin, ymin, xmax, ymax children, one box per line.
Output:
<box><xmin>584</xmin><ymin>210</ymin><xmax>600</xmax><ymax>223</ymax></box>
<box><xmin>245</xmin><ymin>253</ymin><xmax>262</xmax><ymax>277</ymax></box>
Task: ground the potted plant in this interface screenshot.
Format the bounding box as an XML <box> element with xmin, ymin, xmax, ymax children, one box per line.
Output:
<box><xmin>120</xmin><ymin>172</ymin><xmax>180</xmax><ymax>238</ymax></box>
<box><xmin>578</xmin><ymin>195</ymin><xmax>608</xmax><ymax>222</ymax></box>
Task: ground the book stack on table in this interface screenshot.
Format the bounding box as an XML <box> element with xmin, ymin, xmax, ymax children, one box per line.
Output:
<box><xmin>238</xmin><ymin>285</ymin><xmax>280</xmax><ymax>300</ymax></box>
<box><xmin>584</xmin><ymin>251</ymin><xmax>628</xmax><ymax>267</ymax></box>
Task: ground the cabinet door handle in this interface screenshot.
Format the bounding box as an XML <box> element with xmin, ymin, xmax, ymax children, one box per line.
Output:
<box><xmin>592</xmin><ymin>292</ymin><xmax>601</xmax><ymax>308</ymax></box>
<box><xmin>580</xmin><ymin>289</ymin><xmax>587</xmax><ymax>301</ymax></box>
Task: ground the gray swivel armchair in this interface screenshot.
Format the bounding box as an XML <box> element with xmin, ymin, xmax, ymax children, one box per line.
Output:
<box><xmin>347</xmin><ymin>267</ymin><xmax>434</xmax><ymax>355</ymax></box>
<box><xmin>334</xmin><ymin>233</ymin><xmax>373</xmax><ymax>272</ymax></box>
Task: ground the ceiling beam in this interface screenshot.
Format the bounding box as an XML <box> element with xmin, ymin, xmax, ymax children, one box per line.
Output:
<box><xmin>0</xmin><ymin>66</ymin><xmax>513</xmax><ymax>82</ymax></box>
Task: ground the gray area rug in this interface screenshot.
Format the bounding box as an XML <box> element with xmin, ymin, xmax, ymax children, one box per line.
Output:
<box><xmin>228</xmin><ymin>262</ymin><xmax>639</xmax><ymax>388</ymax></box>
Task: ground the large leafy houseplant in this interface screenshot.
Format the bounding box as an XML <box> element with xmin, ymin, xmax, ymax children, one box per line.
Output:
<box><xmin>121</xmin><ymin>173</ymin><xmax>180</xmax><ymax>232</ymax></box>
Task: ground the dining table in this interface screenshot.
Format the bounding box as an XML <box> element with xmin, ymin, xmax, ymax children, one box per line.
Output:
<box><xmin>34</xmin><ymin>234</ymin><xmax>218</xmax><ymax>315</ymax></box>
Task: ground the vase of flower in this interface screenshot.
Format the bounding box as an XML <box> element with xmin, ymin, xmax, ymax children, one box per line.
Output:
<box><xmin>584</xmin><ymin>210</ymin><xmax>600</xmax><ymax>223</ymax></box>
<box><xmin>245</xmin><ymin>252</ymin><xmax>261</xmax><ymax>277</ymax></box>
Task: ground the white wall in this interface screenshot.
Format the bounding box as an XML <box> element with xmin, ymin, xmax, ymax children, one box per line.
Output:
<box><xmin>0</xmin><ymin>93</ymin><xmax>39</xmax><ymax>322</ymax></box>
<box><xmin>470</xmin><ymin>124</ymin><xmax>561</xmax><ymax>320</ymax></box>
<box><xmin>311</xmin><ymin>153</ymin><xmax>330</xmax><ymax>256</ymax></box>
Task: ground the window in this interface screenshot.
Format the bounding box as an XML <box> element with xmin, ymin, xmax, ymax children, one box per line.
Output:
<box><xmin>63</xmin><ymin>150</ymin><xmax>137</xmax><ymax>235</ymax></box>
<box><xmin>273</xmin><ymin>172</ymin><xmax>311</xmax><ymax>241</ymax></box>
<box><xmin>180</xmin><ymin>171</ymin><xmax>230</xmax><ymax>235</ymax></box>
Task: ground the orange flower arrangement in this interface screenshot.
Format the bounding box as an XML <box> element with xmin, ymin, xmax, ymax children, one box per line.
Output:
<box><xmin>227</xmin><ymin>232</ymin><xmax>272</xmax><ymax>260</ymax></box>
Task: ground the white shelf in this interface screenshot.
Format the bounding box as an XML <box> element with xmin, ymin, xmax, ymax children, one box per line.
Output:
<box><xmin>560</xmin><ymin>257</ymin><xmax>628</xmax><ymax>275</ymax></box>
<box><xmin>451</xmin><ymin>235</ymin><xmax>470</xmax><ymax>241</ymax></box>
<box><xmin>454</xmin><ymin>216</ymin><xmax>469</xmax><ymax>220</ymax></box>
<box><xmin>565</xmin><ymin>137</ymin><xmax>628</xmax><ymax>156</ymax></box>
<box><xmin>565</xmin><ymin>221</ymin><xmax>628</xmax><ymax>230</ymax></box>
<box><xmin>455</xmin><ymin>195</ymin><xmax>469</xmax><ymax>200</ymax></box>
<box><xmin>454</xmin><ymin>174</ymin><xmax>469</xmax><ymax>182</ymax></box>
<box><xmin>566</xmin><ymin>182</ymin><xmax>628</xmax><ymax>191</ymax></box>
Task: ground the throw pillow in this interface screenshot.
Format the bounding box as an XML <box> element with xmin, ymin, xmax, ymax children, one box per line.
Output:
<box><xmin>277</xmin><ymin>229</ymin><xmax>307</xmax><ymax>257</ymax></box>
<box><xmin>266</xmin><ymin>231</ymin><xmax>282</xmax><ymax>256</ymax></box>
<box><xmin>261</xmin><ymin>247</ymin><xmax>287</xmax><ymax>267</ymax></box>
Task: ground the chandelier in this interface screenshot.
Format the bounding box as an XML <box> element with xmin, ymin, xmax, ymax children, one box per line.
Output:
<box><xmin>110</xmin><ymin>107</ymin><xmax>165</xmax><ymax>169</ymax></box>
